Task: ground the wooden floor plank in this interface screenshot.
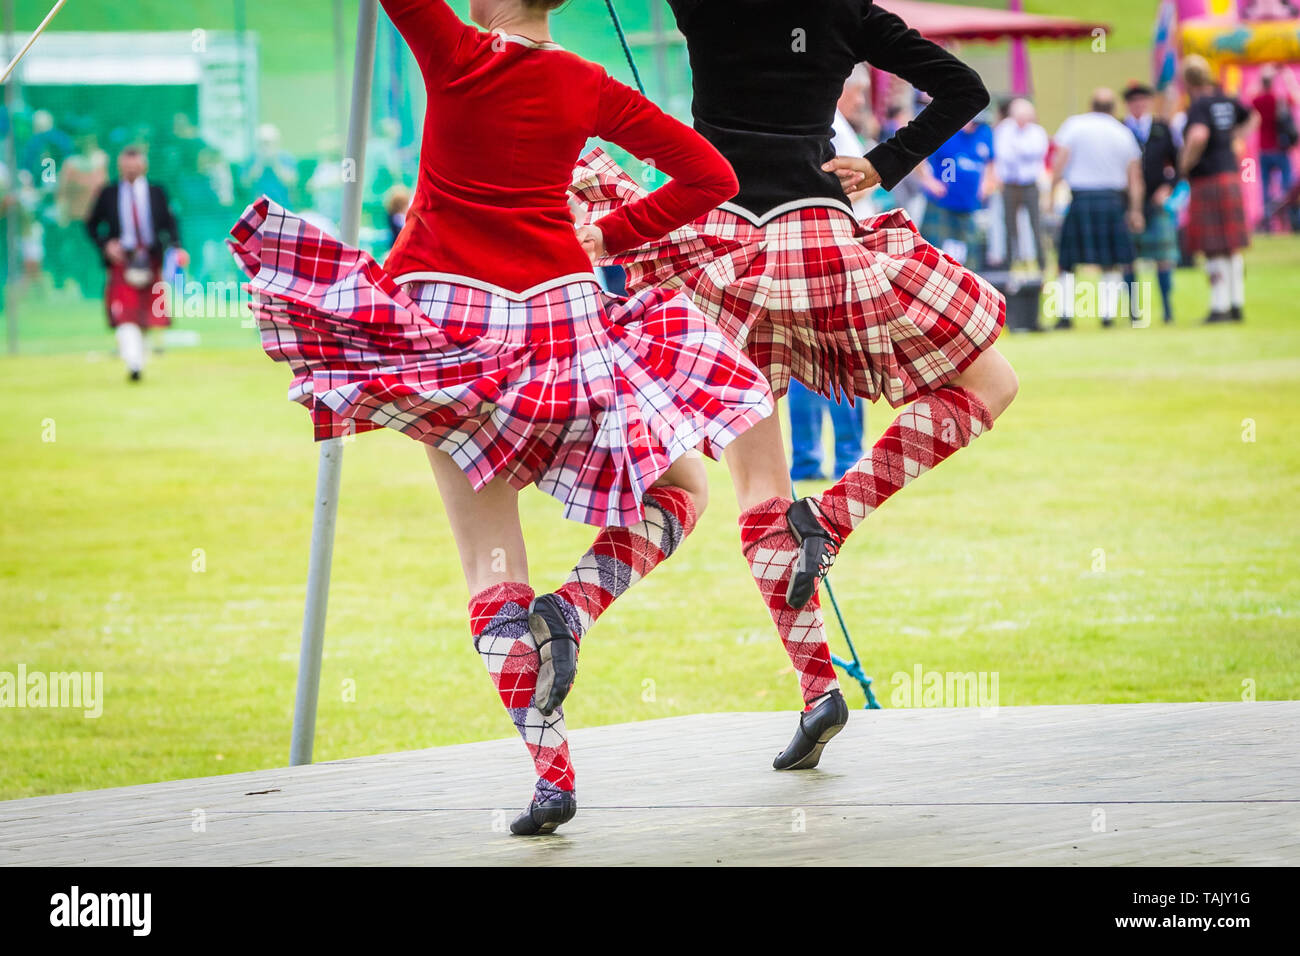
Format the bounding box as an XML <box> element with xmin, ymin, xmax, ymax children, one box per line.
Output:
<box><xmin>2</xmin><ymin>703</ymin><xmax>1296</xmax><ymax>866</ymax></box>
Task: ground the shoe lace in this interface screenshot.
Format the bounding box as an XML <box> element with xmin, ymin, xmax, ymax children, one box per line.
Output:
<box><xmin>816</xmin><ymin>541</ymin><xmax>837</xmax><ymax>580</ymax></box>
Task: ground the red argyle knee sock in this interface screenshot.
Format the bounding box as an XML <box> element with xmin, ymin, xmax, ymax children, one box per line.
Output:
<box><xmin>738</xmin><ymin>498</ymin><xmax>840</xmax><ymax>707</ymax></box>
<box><xmin>548</xmin><ymin>486</ymin><xmax>699</xmax><ymax>640</ymax></box>
<box><xmin>468</xmin><ymin>582</ymin><xmax>574</xmax><ymax>801</ymax></box>
<box><xmin>811</xmin><ymin>386</ymin><xmax>994</xmax><ymax>543</ymax></box>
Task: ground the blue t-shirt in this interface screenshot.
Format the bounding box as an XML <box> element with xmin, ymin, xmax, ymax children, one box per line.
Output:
<box><xmin>926</xmin><ymin>124</ymin><xmax>994</xmax><ymax>214</ymax></box>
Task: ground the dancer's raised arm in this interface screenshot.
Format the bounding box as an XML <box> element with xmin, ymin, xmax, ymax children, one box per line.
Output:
<box><xmin>854</xmin><ymin>5</ymin><xmax>990</xmax><ymax>191</ymax></box>
<box><xmin>590</xmin><ymin>74</ymin><xmax>739</xmax><ymax>255</ymax></box>
<box><xmin>379</xmin><ymin>0</ymin><xmax>475</xmax><ymax>78</ymax></box>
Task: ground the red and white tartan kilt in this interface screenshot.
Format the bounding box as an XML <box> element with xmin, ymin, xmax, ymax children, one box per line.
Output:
<box><xmin>227</xmin><ymin>198</ymin><xmax>772</xmax><ymax>528</ymax></box>
<box><xmin>105</xmin><ymin>263</ymin><xmax>170</xmax><ymax>329</ymax></box>
<box><xmin>572</xmin><ymin>148</ymin><xmax>1005</xmax><ymax>406</ymax></box>
<box><xmin>1185</xmin><ymin>171</ymin><xmax>1250</xmax><ymax>257</ymax></box>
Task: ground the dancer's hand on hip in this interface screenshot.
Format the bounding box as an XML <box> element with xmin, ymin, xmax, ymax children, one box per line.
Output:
<box><xmin>823</xmin><ymin>156</ymin><xmax>882</xmax><ymax>197</ymax></box>
<box><xmin>577</xmin><ymin>224</ymin><xmax>605</xmax><ymax>262</ymax></box>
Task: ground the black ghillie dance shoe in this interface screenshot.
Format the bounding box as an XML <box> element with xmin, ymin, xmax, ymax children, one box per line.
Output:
<box><xmin>773</xmin><ymin>690</ymin><xmax>849</xmax><ymax>771</ymax></box>
<box><xmin>510</xmin><ymin>790</ymin><xmax>578</xmax><ymax>836</ymax></box>
<box><xmin>784</xmin><ymin>498</ymin><xmax>840</xmax><ymax>610</ymax></box>
<box><xmin>529</xmin><ymin>593</ymin><xmax>579</xmax><ymax>717</ymax></box>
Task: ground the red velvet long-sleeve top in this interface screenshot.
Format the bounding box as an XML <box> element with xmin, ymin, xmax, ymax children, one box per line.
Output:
<box><xmin>379</xmin><ymin>0</ymin><xmax>738</xmax><ymax>295</ymax></box>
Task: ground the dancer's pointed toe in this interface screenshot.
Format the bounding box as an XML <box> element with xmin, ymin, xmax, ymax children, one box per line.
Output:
<box><xmin>529</xmin><ymin>593</ymin><xmax>579</xmax><ymax>716</ymax></box>
<box><xmin>784</xmin><ymin>498</ymin><xmax>840</xmax><ymax>609</ymax></box>
<box><xmin>773</xmin><ymin>690</ymin><xmax>849</xmax><ymax>770</ymax></box>
<box><xmin>510</xmin><ymin>790</ymin><xmax>577</xmax><ymax>836</ymax></box>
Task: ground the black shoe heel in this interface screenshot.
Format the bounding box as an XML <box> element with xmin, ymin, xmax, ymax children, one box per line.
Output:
<box><xmin>773</xmin><ymin>690</ymin><xmax>849</xmax><ymax>771</ymax></box>
<box><xmin>529</xmin><ymin>593</ymin><xmax>579</xmax><ymax>717</ymax></box>
<box><xmin>785</xmin><ymin>498</ymin><xmax>840</xmax><ymax>610</ymax></box>
<box><xmin>510</xmin><ymin>791</ymin><xmax>577</xmax><ymax>836</ymax></box>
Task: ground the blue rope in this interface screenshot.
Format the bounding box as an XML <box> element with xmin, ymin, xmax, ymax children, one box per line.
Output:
<box><xmin>793</xmin><ymin>483</ymin><xmax>880</xmax><ymax>710</ymax></box>
<box><xmin>603</xmin><ymin>0</ymin><xmax>647</xmax><ymax>95</ymax></box>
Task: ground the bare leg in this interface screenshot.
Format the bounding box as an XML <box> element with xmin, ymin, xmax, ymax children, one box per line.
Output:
<box><xmin>948</xmin><ymin>346</ymin><xmax>1019</xmax><ymax>421</ymax></box>
<box><xmin>653</xmin><ymin>449</ymin><xmax>709</xmax><ymax>511</ymax></box>
<box><xmin>432</xmin><ymin>446</ymin><xmax>575</xmax><ymax>832</ymax></box>
<box><xmin>425</xmin><ymin>446</ymin><xmax>528</xmax><ymax>594</ymax></box>
<box><xmin>722</xmin><ymin>410</ymin><xmax>793</xmax><ymax>511</ymax></box>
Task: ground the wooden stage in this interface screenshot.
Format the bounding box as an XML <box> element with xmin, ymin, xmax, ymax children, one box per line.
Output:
<box><xmin>3</xmin><ymin>702</ymin><xmax>1297</xmax><ymax>866</ymax></box>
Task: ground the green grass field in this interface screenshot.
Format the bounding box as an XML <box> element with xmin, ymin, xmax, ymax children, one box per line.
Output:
<box><xmin>2</xmin><ymin>237</ymin><xmax>1298</xmax><ymax>801</ymax></box>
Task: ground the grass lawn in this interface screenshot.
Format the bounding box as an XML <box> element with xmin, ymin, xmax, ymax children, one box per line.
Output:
<box><xmin>2</xmin><ymin>236</ymin><xmax>1299</xmax><ymax>800</ymax></box>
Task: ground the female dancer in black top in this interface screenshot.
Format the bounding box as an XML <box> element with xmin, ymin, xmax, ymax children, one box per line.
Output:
<box><xmin>552</xmin><ymin>0</ymin><xmax>1018</xmax><ymax>769</ymax></box>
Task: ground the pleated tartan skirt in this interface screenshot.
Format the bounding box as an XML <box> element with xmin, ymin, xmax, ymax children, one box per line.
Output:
<box><xmin>1057</xmin><ymin>189</ymin><xmax>1135</xmax><ymax>271</ymax></box>
<box><xmin>1185</xmin><ymin>171</ymin><xmax>1250</xmax><ymax>257</ymax></box>
<box><xmin>227</xmin><ymin>198</ymin><xmax>773</xmax><ymax>527</ymax></box>
<box><xmin>571</xmin><ymin>148</ymin><xmax>1005</xmax><ymax>407</ymax></box>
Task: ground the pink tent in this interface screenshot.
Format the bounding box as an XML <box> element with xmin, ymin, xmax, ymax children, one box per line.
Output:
<box><xmin>877</xmin><ymin>0</ymin><xmax>1107</xmax><ymax>42</ymax></box>
<box><xmin>873</xmin><ymin>1</ymin><xmax>1110</xmax><ymax>102</ymax></box>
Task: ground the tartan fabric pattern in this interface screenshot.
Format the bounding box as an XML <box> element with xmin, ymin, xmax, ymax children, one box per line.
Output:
<box><xmin>105</xmin><ymin>264</ymin><xmax>170</xmax><ymax>329</ymax></box>
<box><xmin>572</xmin><ymin>148</ymin><xmax>1005</xmax><ymax>407</ymax></box>
<box><xmin>1185</xmin><ymin>171</ymin><xmax>1250</xmax><ymax>257</ymax></box>
<box><xmin>811</xmin><ymin>386</ymin><xmax>994</xmax><ymax>544</ymax></box>
<box><xmin>228</xmin><ymin>198</ymin><xmax>773</xmax><ymax>528</ymax></box>
<box><xmin>1133</xmin><ymin>202</ymin><xmax>1180</xmax><ymax>263</ymax></box>
<box><xmin>919</xmin><ymin>204</ymin><xmax>981</xmax><ymax>263</ymax></box>
<box><xmin>738</xmin><ymin>498</ymin><xmax>840</xmax><ymax>707</ymax></box>
<box><xmin>1057</xmin><ymin>189</ymin><xmax>1136</xmax><ymax>271</ymax></box>
<box><xmin>551</xmin><ymin>485</ymin><xmax>698</xmax><ymax>639</ymax></box>
<box><xmin>469</xmin><ymin>582</ymin><xmax>574</xmax><ymax>801</ymax></box>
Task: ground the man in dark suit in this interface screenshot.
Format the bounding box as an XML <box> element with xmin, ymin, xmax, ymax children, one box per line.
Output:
<box><xmin>86</xmin><ymin>147</ymin><xmax>188</xmax><ymax>381</ymax></box>
<box><xmin>1123</xmin><ymin>82</ymin><xmax>1181</xmax><ymax>325</ymax></box>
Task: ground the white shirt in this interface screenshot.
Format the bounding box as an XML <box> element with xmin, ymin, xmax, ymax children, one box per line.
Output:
<box><xmin>117</xmin><ymin>177</ymin><xmax>154</xmax><ymax>251</ymax></box>
<box><xmin>993</xmin><ymin>118</ymin><xmax>1049</xmax><ymax>185</ymax></box>
<box><xmin>1125</xmin><ymin>112</ymin><xmax>1153</xmax><ymax>145</ymax></box>
<box><xmin>831</xmin><ymin>110</ymin><xmax>876</xmax><ymax>218</ymax></box>
<box><xmin>1054</xmin><ymin>112</ymin><xmax>1141</xmax><ymax>190</ymax></box>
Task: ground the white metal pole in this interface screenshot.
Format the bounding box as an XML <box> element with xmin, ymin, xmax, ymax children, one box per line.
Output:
<box><xmin>3</xmin><ymin>0</ymin><xmax>22</xmax><ymax>355</ymax></box>
<box><xmin>0</xmin><ymin>0</ymin><xmax>65</xmax><ymax>84</ymax></box>
<box><xmin>289</xmin><ymin>0</ymin><xmax>378</xmax><ymax>767</ymax></box>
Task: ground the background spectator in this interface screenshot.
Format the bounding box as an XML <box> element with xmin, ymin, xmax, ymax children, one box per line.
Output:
<box><xmin>0</xmin><ymin>158</ymin><xmax>11</xmax><ymax>314</ymax></box>
<box><xmin>1123</xmin><ymin>82</ymin><xmax>1181</xmax><ymax>325</ymax></box>
<box><xmin>1251</xmin><ymin>65</ymin><xmax>1300</xmax><ymax>233</ymax></box>
<box><xmin>832</xmin><ymin>65</ymin><xmax>878</xmax><ymax>218</ymax></box>
<box><xmin>21</xmin><ymin>109</ymin><xmax>73</xmax><ymax>178</ymax></box>
<box><xmin>384</xmin><ymin>184</ymin><xmax>413</xmax><ymax>244</ymax></box>
<box><xmin>1051</xmin><ymin>88</ymin><xmax>1144</xmax><ymax>328</ymax></box>
<box><xmin>1180</xmin><ymin>55</ymin><xmax>1256</xmax><ymax>324</ymax></box>
<box><xmin>54</xmin><ymin>124</ymin><xmax>109</xmax><ymax>298</ymax></box>
<box><xmin>993</xmin><ymin>97</ymin><xmax>1049</xmax><ymax>271</ymax></box>
<box><xmin>86</xmin><ymin>147</ymin><xmax>187</xmax><ymax>381</ymax></box>
<box><xmin>240</xmin><ymin>124</ymin><xmax>298</xmax><ymax>209</ymax></box>
<box><xmin>918</xmin><ymin>113</ymin><xmax>996</xmax><ymax>270</ymax></box>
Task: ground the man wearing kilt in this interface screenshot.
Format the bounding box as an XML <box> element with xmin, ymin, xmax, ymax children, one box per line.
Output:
<box><xmin>1179</xmin><ymin>55</ymin><xmax>1257</xmax><ymax>324</ymax></box>
<box><xmin>86</xmin><ymin>147</ymin><xmax>187</xmax><ymax>381</ymax></box>
<box><xmin>1051</xmin><ymin>89</ymin><xmax>1145</xmax><ymax>328</ymax></box>
<box><xmin>1123</xmin><ymin>82</ymin><xmax>1181</xmax><ymax>325</ymax></box>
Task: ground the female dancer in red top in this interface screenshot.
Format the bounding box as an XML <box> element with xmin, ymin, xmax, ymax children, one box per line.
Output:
<box><xmin>228</xmin><ymin>0</ymin><xmax>773</xmax><ymax>835</ymax></box>
<box><xmin>561</xmin><ymin>0</ymin><xmax>1019</xmax><ymax>770</ymax></box>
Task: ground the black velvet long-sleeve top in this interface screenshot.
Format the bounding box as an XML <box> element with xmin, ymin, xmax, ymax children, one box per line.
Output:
<box><xmin>667</xmin><ymin>0</ymin><xmax>990</xmax><ymax>217</ymax></box>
